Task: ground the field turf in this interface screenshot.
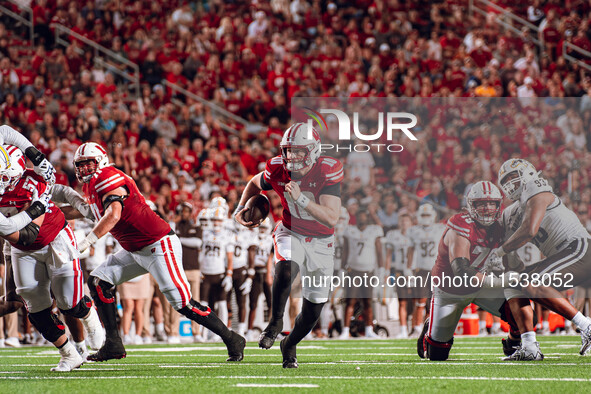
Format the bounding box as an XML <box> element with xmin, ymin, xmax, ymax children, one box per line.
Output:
<box><xmin>1</xmin><ymin>336</ymin><xmax>590</xmax><ymax>393</ymax></box>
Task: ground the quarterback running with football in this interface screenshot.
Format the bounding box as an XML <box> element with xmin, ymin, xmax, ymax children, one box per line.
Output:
<box><xmin>418</xmin><ymin>181</ymin><xmax>526</xmax><ymax>361</ymax></box>
<box><xmin>235</xmin><ymin>122</ymin><xmax>342</xmax><ymax>368</ymax></box>
<box><xmin>68</xmin><ymin>142</ymin><xmax>245</xmax><ymax>362</ymax></box>
<box><xmin>488</xmin><ymin>159</ymin><xmax>591</xmax><ymax>358</ymax></box>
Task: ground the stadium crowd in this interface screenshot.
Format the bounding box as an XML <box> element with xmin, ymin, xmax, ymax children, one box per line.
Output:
<box><xmin>1</xmin><ymin>0</ymin><xmax>591</xmax><ymax>344</ymax></box>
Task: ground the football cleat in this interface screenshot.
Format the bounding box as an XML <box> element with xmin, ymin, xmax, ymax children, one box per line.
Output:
<box><xmin>51</xmin><ymin>344</ymin><xmax>84</xmax><ymax>372</ymax></box>
<box><xmin>225</xmin><ymin>331</ymin><xmax>246</xmax><ymax>362</ymax></box>
<box><xmin>259</xmin><ymin>321</ymin><xmax>282</xmax><ymax>349</ymax></box>
<box><xmin>579</xmin><ymin>324</ymin><xmax>591</xmax><ymax>355</ymax></box>
<box><xmin>417</xmin><ymin>318</ymin><xmax>429</xmax><ymax>358</ymax></box>
<box><xmin>502</xmin><ymin>336</ymin><xmax>521</xmax><ymax>357</ymax></box>
<box><xmin>280</xmin><ymin>338</ymin><xmax>298</xmax><ymax>369</ymax></box>
<box><xmin>503</xmin><ymin>342</ymin><xmax>544</xmax><ymax>361</ymax></box>
<box><xmin>81</xmin><ymin>307</ymin><xmax>105</xmax><ymax>351</ymax></box>
<box><xmin>87</xmin><ymin>338</ymin><xmax>127</xmax><ymax>362</ymax></box>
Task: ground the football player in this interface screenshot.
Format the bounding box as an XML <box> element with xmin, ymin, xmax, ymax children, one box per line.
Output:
<box><xmin>490</xmin><ymin>159</ymin><xmax>591</xmax><ymax>359</ymax></box>
<box><xmin>384</xmin><ymin>213</ymin><xmax>414</xmax><ymax>338</ymax></box>
<box><xmin>418</xmin><ymin>181</ymin><xmax>526</xmax><ymax>361</ymax></box>
<box><xmin>339</xmin><ymin>210</ymin><xmax>384</xmax><ymax>339</ymax></box>
<box><xmin>235</xmin><ymin>122</ymin><xmax>342</xmax><ymax>368</ymax></box>
<box><xmin>407</xmin><ymin>204</ymin><xmax>445</xmax><ymax>337</ymax></box>
<box><xmin>0</xmin><ymin>145</ymin><xmax>104</xmax><ymax>371</ymax></box>
<box><xmin>199</xmin><ymin>207</ymin><xmax>235</xmax><ymax>341</ymax></box>
<box><xmin>69</xmin><ymin>143</ymin><xmax>245</xmax><ymax>361</ymax></box>
<box><xmin>247</xmin><ymin>218</ymin><xmax>273</xmax><ymax>340</ymax></box>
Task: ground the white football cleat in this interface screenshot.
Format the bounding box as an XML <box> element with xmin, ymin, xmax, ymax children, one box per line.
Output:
<box><xmin>81</xmin><ymin>308</ymin><xmax>105</xmax><ymax>351</ymax></box>
<box><xmin>338</xmin><ymin>331</ymin><xmax>350</xmax><ymax>340</ymax></box>
<box><xmin>579</xmin><ymin>324</ymin><xmax>591</xmax><ymax>355</ymax></box>
<box><xmin>503</xmin><ymin>342</ymin><xmax>544</xmax><ymax>361</ymax></box>
<box><xmin>167</xmin><ymin>335</ymin><xmax>181</xmax><ymax>345</ymax></box>
<box><xmin>365</xmin><ymin>329</ymin><xmax>380</xmax><ymax>339</ymax></box>
<box><xmin>193</xmin><ymin>334</ymin><xmax>205</xmax><ymax>343</ymax></box>
<box><xmin>4</xmin><ymin>336</ymin><xmax>21</xmax><ymax>348</ymax></box>
<box><xmin>51</xmin><ymin>342</ymin><xmax>84</xmax><ymax>372</ymax></box>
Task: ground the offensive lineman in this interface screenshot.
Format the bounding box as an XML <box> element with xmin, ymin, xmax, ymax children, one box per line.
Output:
<box><xmin>488</xmin><ymin>159</ymin><xmax>591</xmax><ymax>358</ymax></box>
<box><xmin>69</xmin><ymin>142</ymin><xmax>245</xmax><ymax>361</ymax></box>
<box><xmin>235</xmin><ymin>122</ymin><xmax>342</xmax><ymax>368</ymax></box>
<box><xmin>418</xmin><ymin>181</ymin><xmax>526</xmax><ymax>361</ymax></box>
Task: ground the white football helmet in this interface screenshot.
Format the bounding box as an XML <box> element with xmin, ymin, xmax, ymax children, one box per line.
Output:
<box><xmin>259</xmin><ymin>217</ymin><xmax>271</xmax><ymax>235</ymax></box>
<box><xmin>197</xmin><ymin>208</ymin><xmax>211</xmax><ymax>230</ymax></box>
<box><xmin>73</xmin><ymin>142</ymin><xmax>109</xmax><ymax>183</ymax></box>
<box><xmin>280</xmin><ymin>122</ymin><xmax>321</xmax><ymax>172</ymax></box>
<box><xmin>0</xmin><ymin>145</ymin><xmax>26</xmax><ymax>194</ymax></box>
<box><xmin>417</xmin><ymin>203</ymin><xmax>437</xmax><ymax>226</ymax></box>
<box><xmin>210</xmin><ymin>196</ymin><xmax>229</xmax><ymax>217</ymax></box>
<box><xmin>466</xmin><ymin>181</ymin><xmax>502</xmax><ymax>226</ymax></box>
<box><xmin>498</xmin><ymin>158</ymin><xmax>539</xmax><ymax>201</ymax></box>
<box><xmin>211</xmin><ymin>207</ymin><xmax>226</xmax><ymax>233</ymax></box>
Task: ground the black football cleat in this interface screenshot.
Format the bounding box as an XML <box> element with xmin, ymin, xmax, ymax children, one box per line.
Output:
<box><xmin>417</xmin><ymin>318</ymin><xmax>429</xmax><ymax>359</ymax></box>
<box><xmin>87</xmin><ymin>338</ymin><xmax>126</xmax><ymax>362</ymax></box>
<box><xmin>259</xmin><ymin>321</ymin><xmax>282</xmax><ymax>349</ymax></box>
<box><xmin>225</xmin><ymin>331</ymin><xmax>246</xmax><ymax>362</ymax></box>
<box><xmin>502</xmin><ymin>336</ymin><xmax>521</xmax><ymax>357</ymax></box>
<box><xmin>280</xmin><ymin>338</ymin><xmax>298</xmax><ymax>369</ymax></box>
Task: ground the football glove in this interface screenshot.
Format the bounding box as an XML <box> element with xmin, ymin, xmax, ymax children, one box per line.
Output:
<box><xmin>484</xmin><ymin>247</ymin><xmax>506</xmax><ymax>272</ymax></box>
<box><xmin>78</xmin><ymin>232</ymin><xmax>98</xmax><ymax>254</ymax></box>
<box><xmin>34</xmin><ymin>158</ymin><xmax>56</xmax><ymax>186</ymax></box>
<box><xmin>222</xmin><ymin>275</ymin><xmax>233</xmax><ymax>293</ymax></box>
<box><xmin>239</xmin><ymin>277</ymin><xmax>253</xmax><ymax>295</ymax></box>
<box><xmin>31</xmin><ymin>187</ymin><xmax>52</xmax><ymax>210</ymax></box>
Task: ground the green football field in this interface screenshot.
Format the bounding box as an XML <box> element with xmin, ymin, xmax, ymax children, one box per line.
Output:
<box><xmin>1</xmin><ymin>336</ymin><xmax>590</xmax><ymax>393</ymax></box>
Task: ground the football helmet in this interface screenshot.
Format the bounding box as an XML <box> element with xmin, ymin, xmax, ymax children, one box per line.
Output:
<box><xmin>211</xmin><ymin>207</ymin><xmax>226</xmax><ymax>232</ymax></box>
<box><xmin>0</xmin><ymin>145</ymin><xmax>26</xmax><ymax>194</ymax></box>
<box><xmin>417</xmin><ymin>203</ymin><xmax>437</xmax><ymax>226</ymax></box>
<box><xmin>466</xmin><ymin>181</ymin><xmax>502</xmax><ymax>226</ymax></box>
<box><xmin>498</xmin><ymin>158</ymin><xmax>539</xmax><ymax>201</ymax></box>
<box><xmin>259</xmin><ymin>217</ymin><xmax>271</xmax><ymax>235</ymax></box>
<box><xmin>197</xmin><ymin>208</ymin><xmax>211</xmax><ymax>230</ymax></box>
<box><xmin>210</xmin><ymin>196</ymin><xmax>229</xmax><ymax>217</ymax></box>
<box><xmin>280</xmin><ymin>122</ymin><xmax>321</xmax><ymax>172</ymax></box>
<box><xmin>73</xmin><ymin>142</ymin><xmax>109</xmax><ymax>183</ymax></box>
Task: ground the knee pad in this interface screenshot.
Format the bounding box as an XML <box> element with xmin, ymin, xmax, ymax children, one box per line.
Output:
<box><xmin>28</xmin><ymin>307</ymin><xmax>66</xmax><ymax>343</ymax></box>
<box><xmin>178</xmin><ymin>299</ymin><xmax>212</xmax><ymax>324</ymax></box>
<box><xmin>424</xmin><ymin>335</ymin><xmax>453</xmax><ymax>361</ymax></box>
<box><xmin>60</xmin><ymin>295</ymin><xmax>92</xmax><ymax>318</ymax></box>
<box><xmin>88</xmin><ymin>276</ymin><xmax>116</xmax><ymax>304</ymax></box>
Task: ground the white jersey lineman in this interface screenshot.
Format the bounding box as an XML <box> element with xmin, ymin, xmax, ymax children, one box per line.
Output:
<box><xmin>231</xmin><ymin>223</ymin><xmax>256</xmax><ymax>270</ymax></box>
<box><xmin>254</xmin><ymin>233</ymin><xmax>274</xmax><ymax>269</ymax></box>
<box><xmin>384</xmin><ymin>228</ymin><xmax>413</xmax><ymax>272</ymax></box>
<box><xmin>343</xmin><ymin>224</ymin><xmax>384</xmax><ymax>272</ymax></box>
<box><xmin>200</xmin><ymin>229</ymin><xmax>235</xmax><ymax>275</ymax></box>
<box><xmin>408</xmin><ymin>223</ymin><xmax>446</xmax><ymax>271</ymax></box>
<box><xmin>501</xmin><ymin>201</ymin><xmax>543</xmax><ymax>268</ymax></box>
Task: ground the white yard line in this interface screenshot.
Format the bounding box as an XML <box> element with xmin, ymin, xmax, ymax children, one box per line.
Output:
<box><xmin>236</xmin><ymin>384</ymin><xmax>319</xmax><ymax>388</ymax></box>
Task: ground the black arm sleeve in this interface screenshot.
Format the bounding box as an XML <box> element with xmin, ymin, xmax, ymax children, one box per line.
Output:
<box><xmin>319</xmin><ymin>182</ymin><xmax>341</xmax><ymax>197</ymax></box>
<box><xmin>25</xmin><ymin>201</ymin><xmax>46</xmax><ymax>220</ymax></box>
<box><xmin>24</xmin><ymin>146</ymin><xmax>46</xmax><ymax>166</ymax></box>
<box><xmin>17</xmin><ymin>222</ymin><xmax>40</xmax><ymax>246</ymax></box>
<box><xmin>450</xmin><ymin>257</ymin><xmax>479</xmax><ymax>277</ymax></box>
<box><xmin>102</xmin><ymin>194</ymin><xmax>125</xmax><ymax>210</ymax></box>
<box><xmin>260</xmin><ymin>175</ymin><xmax>273</xmax><ymax>191</ymax></box>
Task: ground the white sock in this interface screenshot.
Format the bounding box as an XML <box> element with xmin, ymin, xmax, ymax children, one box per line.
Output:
<box><xmin>479</xmin><ymin>321</ymin><xmax>486</xmax><ymax>330</ymax></box>
<box><xmin>400</xmin><ymin>325</ymin><xmax>408</xmax><ymax>336</ymax></box>
<box><xmin>58</xmin><ymin>340</ymin><xmax>77</xmax><ymax>357</ymax></box>
<box><xmin>542</xmin><ymin>321</ymin><xmax>549</xmax><ymax>330</ymax></box>
<box><xmin>365</xmin><ymin>326</ymin><xmax>374</xmax><ymax>335</ymax></box>
<box><xmin>73</xmin><ymin>340</ymin><xmax>86</xmax><ymax>355</ymax></box>
<box><xmin>492</xmin><ymin>322</ymin><xmax>500</xmax><ymax>330</ymax></box>
<box><xmin>156</xmin><ymin>323</ymin><xmax>165</xmax><ymax>333</ymax></box>
<box><xmin>414</xmin><ymin>325</ymin><xmax>421</xmax><ymax>333</ymax></box>
<box><xmin>341</xmin><ymin>327</ymin><xmax>350</xmax><ymax>336</ymax></box>
<box><xmin>238</xmin><ymin>322</ymin><xmax>247</xmax><ymax>335</ymax></box>
<box><xmin>571</xmin><ymin>312</ymin><xmax>591</xmax><ymax>331</ymax></box>
<box><xmin>522</xmin><ymin>331</ymin><xmax>537</xmax><ymax>346</ymax></box>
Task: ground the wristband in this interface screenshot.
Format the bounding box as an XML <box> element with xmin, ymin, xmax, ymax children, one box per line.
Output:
<box><xmin>25</xmin><ymin>146</ymin><xmax>45</xmax><ymax>166</ymax></box>
<box><xmin>497</xmin><ymin>246</ymin><xmax>507</xmax><ymax>258</ymax></box>
<box><xmin>294</xmin><ymin>193</ymin><xmax>310</xmax><ymax>209</ymax></box>
<box><xmin>85</xmin><ymin>231</ymin><xmax>99</xmax><ymax>246</ymax></box>
<box><xmin>226</xmin><ymin>269</ymin><xmax>233</xmax><ymax>276</ymax></box>
<box><xmin>247</xmin><ymin>268</ymin><xmax>255</xmax><ymax>277</ymax></box>
<box><xmin>25</xmin><ymin>201</ymin><xmax>46</xmax><ymax>220</ymax></box>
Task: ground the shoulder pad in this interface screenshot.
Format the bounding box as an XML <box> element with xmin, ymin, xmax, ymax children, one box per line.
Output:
<box><xmin>447</xmin><ymin>213</ymin><xmax>472</xmax><ymax>239</ymax></box>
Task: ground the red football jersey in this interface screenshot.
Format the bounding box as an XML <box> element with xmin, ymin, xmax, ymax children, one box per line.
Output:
<box><xmin>0</xmin><ymin>170</ymin><xmax>65</xmax><ymax>251</ymax></box>
<box><xmin>431</xmin><ymin>212</ymin><xmax>504</xmax><ymax>295</ymax></box>
<box><xmin>83</xmin><ymin>166</ymin><xmax>171</xmax><ymax>252</ymax></box>
<box><xmin>263</xmin><ymin>155</ymin><xmax>343</xmax><ymax>236</ymax></box>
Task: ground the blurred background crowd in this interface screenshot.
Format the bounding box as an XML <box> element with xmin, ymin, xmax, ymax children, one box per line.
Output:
<box><xmin>1</xmin><ymin>0</ymin><xmax>591</xmax><ymax>345</ymax></box>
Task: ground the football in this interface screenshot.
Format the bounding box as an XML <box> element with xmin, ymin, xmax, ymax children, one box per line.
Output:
<box><xmin>243</xmin><ymin>194</ymin><xmax>270</xmax><ymax>226</ymax></box>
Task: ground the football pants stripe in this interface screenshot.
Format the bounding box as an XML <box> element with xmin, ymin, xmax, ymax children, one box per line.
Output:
<box><xmin>166</xmin><ymin>237</ymin><xmax>191</xmax><ymax>306</ymax></box>
<box><xmin>539</xmin><ymin>238</ymin><xmax>588</xmax><ymax>275</ymax></box>
<box><xmin>161</xmin><ymin>239</ymin><xmax>189</xmax><ymax>308</ymax></box>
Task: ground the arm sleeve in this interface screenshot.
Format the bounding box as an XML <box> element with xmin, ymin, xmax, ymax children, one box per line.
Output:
<box><xmin>0</xmin><ymin>211</ymin><xmax>33</xmax><ymax>236</ymax></box>
<box><xmin>0</xmin><ymin>125</ymin><xmax>33</xmax><ymax>151</ymax></box>
<box><xmin>52</xmin><ymin>184</ymin><xmax>94</xmax><ymax>219</ymax></box>
<box><xmin>260</xmin><ymin>175</ymin><xmax>273</xmax><ymax>191</ymax></box>
<box><xmin>319</xmin><ymin>182</ymin><xmax>340</xmax><ymax>197</ymax></box>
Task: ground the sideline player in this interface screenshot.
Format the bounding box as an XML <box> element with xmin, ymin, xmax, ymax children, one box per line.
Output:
<box><xmin>490</xmin><ymin>159</ymin><xmax>591</xmax><ymax>358</ymax></box>
<box><xmin>69</xmin><ymin>142</ymin><xmax>245</xmax><ymax>362</ymax></box>
<box><xmin>339</xmin><ymin>210</ymin><xmax>383</xmax><ymax>339</ymax></box>
<box><xmin>0</xmin><ymin>145</ymin><xmax>104</xmax><ymax>371</ymax></box>
<box><xmin>418</xmin><ymin>181</ymin><xmax>527</xmax><ymax>361</ymax></box>
<box><xmin>247</xmin><ymin>218</ymin><xmax>273</xmax><ymax>340</ymax></box>
<box><xmin>407</xmin><ymin>204</ymin><xmax>445</xmax><ymax>336</ymax></box>
<box><xmin>235</xmin><ymin>122</ymin><xmax>342</xmax><ymax>368</ymax></box>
